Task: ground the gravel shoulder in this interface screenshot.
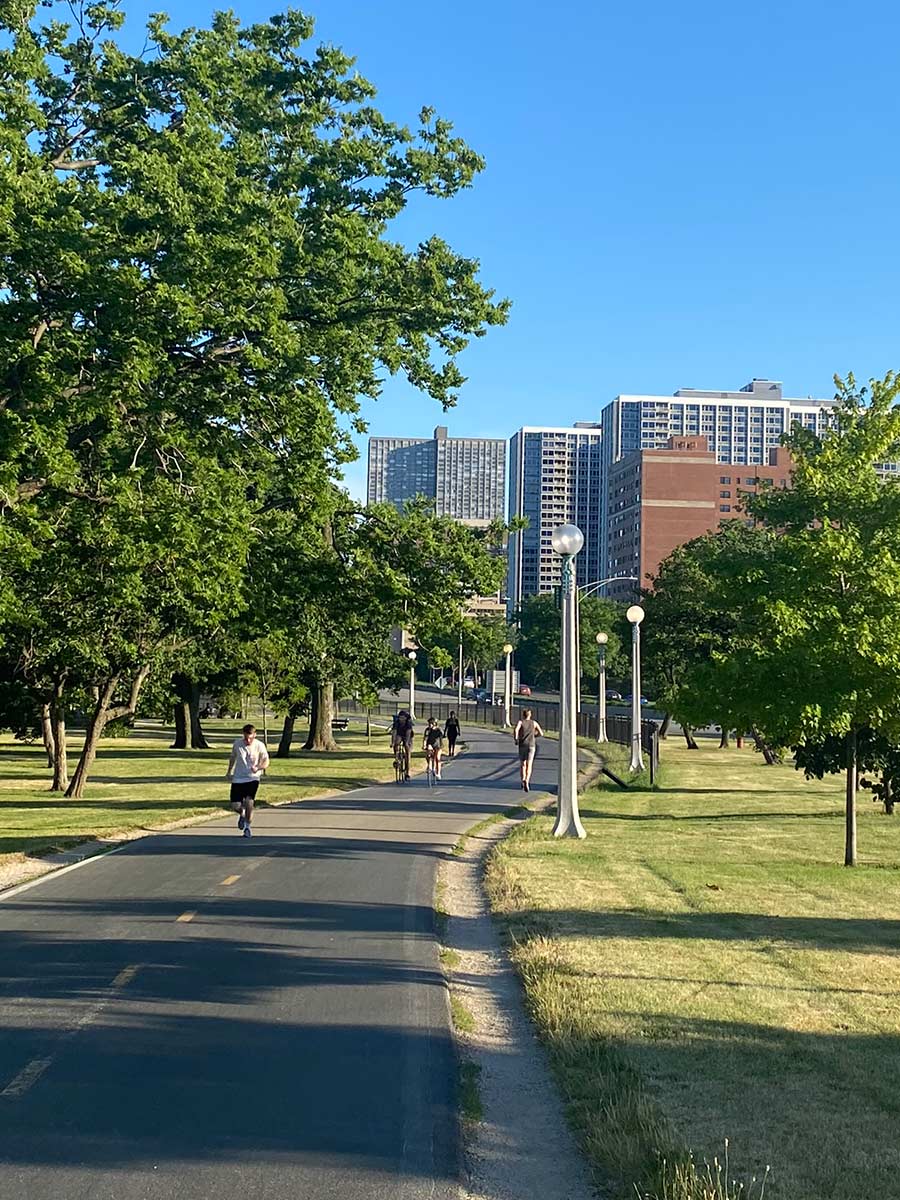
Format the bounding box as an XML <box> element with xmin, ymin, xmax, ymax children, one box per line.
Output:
<box><xmin>439</xmin><ymin>798</ymin><xmax>599</xmax><ymax>1200</ymax></box>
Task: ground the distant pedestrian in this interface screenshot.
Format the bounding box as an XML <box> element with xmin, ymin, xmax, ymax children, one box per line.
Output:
<box><xmin>444</xmin><ymin>711</ymin><xmax>461</xmax><ymax>758</ymax></box>
<box><xmin>513</xmin><ymin>708</ymin><xmax>543</xmax><ymax>792</ymax></box>
<box><xmin>226</xmin><ymin>723</ymin><xmax>270</xmax><ymax>838</ymax></box>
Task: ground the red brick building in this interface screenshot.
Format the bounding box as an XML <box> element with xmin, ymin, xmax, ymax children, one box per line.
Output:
<box><xmin>606</xmin><ymin>436</ymin><xmax>792</xmax><ymax>601</ymax></box>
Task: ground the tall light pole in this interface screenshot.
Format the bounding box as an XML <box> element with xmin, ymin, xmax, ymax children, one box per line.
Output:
<box><xmin>502</xmin><ymin>642</ymin><xmax>514</xmax><ymax>727</ymax></box>
<box><xmin>551</xmin><ymin>523</ymin><xmax>586</xmax><ymax>839</ymax></box>
<box><xmin>595</xmin><ymin>631</ymin><xmax>608</xmax><ymax>744</ymax></box>
<box><xmin>626</xmin><ymin>605</ymin><xmax>644</xmax><ymax>771</ymax></box>
<box><xmin>457</xmin><ymin>628</ymin><xmax>463</xmax><ymax>711</ymax></box>
<box><xmin>408</xmin><ymin>651</ymin><xmax>417</xmax><ymax>720</ymax></box>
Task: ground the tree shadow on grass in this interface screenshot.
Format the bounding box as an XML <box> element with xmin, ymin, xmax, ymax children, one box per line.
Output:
<box><xmin>581</xmin><ymin>808</ymin><xmax>836</xmax><ymax>823</ymax></box>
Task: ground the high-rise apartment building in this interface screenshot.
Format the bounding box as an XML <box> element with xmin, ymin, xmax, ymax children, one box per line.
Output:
<box><xmin>506</xmin><ymin>424</ymin><xmax>603</xmax><ymax>612</ymax></box>
<box><xmin>367</xmin><ymin>426</ymin><xmax>506</xmax><ymax>526</ymax></box>
<box><xmin>599</xmin><ymin>379</ymin><xmax>836</xmax><ymax>575</ymax></box>
<box><xmin>606</xmin><ymin>436</ymin><xmax>793</xmax><ymax>602</ymax></box>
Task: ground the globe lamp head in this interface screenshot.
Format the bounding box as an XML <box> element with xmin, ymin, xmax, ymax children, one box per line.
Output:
<box><xmin>550</xmin><ymin>523</ymin><xmax>585</xmax><ymax>557</ymax></box>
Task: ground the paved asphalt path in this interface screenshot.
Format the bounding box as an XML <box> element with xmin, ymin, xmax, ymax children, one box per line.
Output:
<box><xmin>0</xmin><ymin>725</ymin><xmax>558</xmax><ymax>1200</ymax></box>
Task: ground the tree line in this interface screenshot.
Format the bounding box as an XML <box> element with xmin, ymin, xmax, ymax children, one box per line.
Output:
<box><xmin>641</xmin><ymin>374</ymin><xmax>900</xmax><ymax>865</ymax></box>
<box><xmin>0</xmin><ymin>1</ymin><xmax>509</xmax><ymax>796</ymax></box>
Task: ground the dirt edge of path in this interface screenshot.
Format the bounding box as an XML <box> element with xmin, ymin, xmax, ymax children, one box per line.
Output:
<box><xmin>438</xmin><ymin>758</ymin><xmax>604</xmax><ymax>1200</ymax></box>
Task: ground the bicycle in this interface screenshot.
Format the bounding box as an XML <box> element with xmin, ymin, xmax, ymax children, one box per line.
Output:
<box><xmin>424</xmin><ymin>747</ymin><xmax>437</xmax><ymax>788</ymax></box>
<box><xmin>394</xmin><ymin>740</ymin><xmax>411</xmax><ymax>783</ymax></box>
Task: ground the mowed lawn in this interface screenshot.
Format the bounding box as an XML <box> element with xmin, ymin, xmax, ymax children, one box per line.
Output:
<box><xmin>486</xmin><ymin>740</ymin><xmax>900</xmax><ymax>1200</ymax></box>
<box><xmin>0</xmin><ymin>718</ymin><xmax>396</xmax><ymax>865</ymax></box>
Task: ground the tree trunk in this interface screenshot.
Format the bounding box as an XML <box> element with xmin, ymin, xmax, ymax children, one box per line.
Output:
<box><xmin>751</xmin><ymin>727</ymin><xmax>778</xmax><ymax>765</ymax></box>
<box><xmin>682</xmin><ymin>723</ymin><xmax>699</xmax><ymax>750</ymax></box>
<box><xmin>276</xmin><ymin>702</ymin><xmax>304</xmax><ymax>758</ymax></box>
<box><xmin>845</xmin><ymin>728</ymin><xmax>858</xmax><ymax>866</ymax></box>
<box><xmin>50</xmin><ymin>677</ymin><xmax>68</xmax><ymax>792</ymax></box>
<box><xmin>66</xmin><ymin>665</ymin><xmax>151</xmax><ymax>799</ymax></box>
<box><xmin>303</xmin><ymin>681</ymin><xmax>337</xmax><ymax>751</ymax></box>
<box><xmin>41</xmin><ymin>703</ymin><xmax>55</xmax><ymax>768</ymax></box>
<box><xmin>659</xmin><ymin>713</ymin><xmax>671</xmax><ymax>739</ymax></box>
<box><xmin>171</xmin><ymin>674</ymin><xmax>209</xmax><ymax>749</ymax></box>
<box><xmin>882</xmin><ymin>771</ymin><xmax>894</xmax><ymax>815</ymax></box>
<box><xmin>188</xmin><ymin>681</ymin><xmax>209</xmax><ymax>749</ymax></box>
<box><xmin>171</xmin><ymin>697</ymin><xmax>188</xmax><ymax>748</ymax></box>
<box><xmin>719</xmin><ymin>727</ymin><xmax>730</xmax><ymax>750</ymax></box>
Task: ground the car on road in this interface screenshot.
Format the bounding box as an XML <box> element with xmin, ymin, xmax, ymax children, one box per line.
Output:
<box><xmin>605</xmin><ymin>689</ymin><xmax>622</xmax><ymax>702</ymax></box>
<box><xmin>472</xmin><ymin>688</ymin><xmax>489</xmax><ymax>702</ymax></box>
<box><xmin>517</xmin><ymin>683</ymin><xmax>532</xmax><ymax>697</ymax></box>
<box><xmin>623</xmin><ymin>695</ymin><xmax>651</xmax><ymax>706</ymax></box>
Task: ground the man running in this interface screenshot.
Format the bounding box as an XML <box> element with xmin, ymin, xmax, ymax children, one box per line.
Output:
<box><xmin>444</xmin><ymin>711</ymin><xmax>461</xmax><ymax>758</ymax></box>
<box><xmin>513</xmin><ymin>708</ymin><xmax>543</xmax><ymax>792</ymax></box>
<box><xmin>226</xmin><ymin>723</ymin><xmax>270</xmax><ymax>838</ymax></box>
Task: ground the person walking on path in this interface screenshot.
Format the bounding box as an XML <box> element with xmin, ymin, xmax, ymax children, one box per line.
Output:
<box><xmin>444</xmin><ymin>711</ymin><xmax>461</xmax><ymax>758</ymax></box>
<box><xmin>513</xmin><ymin>708</ymin><xmax>543</xmax><ymax>792</ymax></box>
<box><xmin>226</xmin><ymin>723</ymin><xmax>270</xmax><ymax>838</ymax></box>
<box><xmin>423</xmin><ymin>717</ymin><xmax>444</xmax><ymax>780</ymax></box>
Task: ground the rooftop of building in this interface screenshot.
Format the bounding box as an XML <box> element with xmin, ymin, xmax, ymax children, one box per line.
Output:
<box><xmin>610</xmin><ymin>378</ymin><xmax>836</xmax><ymax>407</ymax></box>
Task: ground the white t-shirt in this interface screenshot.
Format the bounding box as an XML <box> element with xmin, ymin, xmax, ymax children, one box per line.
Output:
<box><xmin>230</xmin><ymin>737</ymin><xmax>270</xmax><ymax>782</ymax></box>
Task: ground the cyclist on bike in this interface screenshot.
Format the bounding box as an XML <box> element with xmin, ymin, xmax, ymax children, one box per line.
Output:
<box><xmin>392</xmin><ymin>709</ymin><xmax>414</xmax><ymax>780</ymax></box>
<box><xmin>422</xmin><ymin>717</ymin><xmax>443</xmax><ymax>780</ymax></box>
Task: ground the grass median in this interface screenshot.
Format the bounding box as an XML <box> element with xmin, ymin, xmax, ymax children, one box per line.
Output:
<box><xmin>485</xmin><ymin>738</ymin><xmax>900</xmax><ymax>1200</ymax></box>
<box><xmin>0</xmin><ymin>717</ymin><xmax>398</xmax><ymax>866</ymax></box>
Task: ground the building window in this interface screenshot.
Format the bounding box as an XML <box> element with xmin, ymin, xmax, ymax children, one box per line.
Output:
<box><xmin>720</xmin><ymin>490</ymin><xmax>731</xmax><ymax>498</ymax></box>
<box><xmin>720</xmin><ymin>476</ymin><xmax>731</xmax><ymax>484</ymax></box>
<box><xmin>720</xmin><ymin>504</ymin><xmax>731</xmax><ymax>512</ymax></box>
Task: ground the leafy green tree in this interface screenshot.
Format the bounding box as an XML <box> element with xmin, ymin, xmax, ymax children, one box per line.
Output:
<box><xmin>514</xmin><ymin>593</ymin><xmax>625</xmax><ymax>692</ymax></box>
<box><xmin>0</xmin><ymin>2</ymin><xmax>507</xmax><ymax>788</ymax></box>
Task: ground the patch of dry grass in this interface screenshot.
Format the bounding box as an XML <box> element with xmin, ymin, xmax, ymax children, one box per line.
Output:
<box><xmin>486</xmin><ymin>740</ymin><xmax>900</xmax><ymax>1199</ymax></box>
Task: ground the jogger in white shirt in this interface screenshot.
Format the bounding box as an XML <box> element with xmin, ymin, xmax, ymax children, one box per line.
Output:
<box><xmin>226</xmin><ymin>724</ymin><xmax>270</xmax><ymax>838</ymax></box>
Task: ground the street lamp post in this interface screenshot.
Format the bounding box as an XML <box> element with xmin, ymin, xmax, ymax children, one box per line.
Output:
<box><xmin>550</xmin><ymin>524</ymin><xmax>586</xmax><ymax>839</ymax></box>
<box><xmin>595</xmin><ymin>631</ymin><xmax>608</xmax><ymax>744</ymax></box>
<box><xmin>502</xmin><ymin>642</ymin><xmax>514</xmax><ymax>727</ymax></box>
<box><xmin>457</xmin><ymin>629</ymin><xmax>463</xmax><ymax>711</ymax></box>
<box><xmin>626</xmin><ymin>605</ymin><xmax>645</xmax><ymax>771</ymax></box>
<box><xmin>408</xmin><ymin>651</ymin><xmax>417</xmax><ymax>720</ymax></box>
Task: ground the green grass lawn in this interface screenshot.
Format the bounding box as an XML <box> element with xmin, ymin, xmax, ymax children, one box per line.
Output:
<box><xmin>486</xmin><ymin>739</ymin><xmax>900</xmax><ymax>1200</ymax></box>
<box><xmin>0</xmin><ymin>717</ymin><xmax>398</xmax><ymax>865</ymax></box>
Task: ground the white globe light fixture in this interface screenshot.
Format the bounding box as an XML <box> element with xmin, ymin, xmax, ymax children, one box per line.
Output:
<box><xmin>626</xmin><ymin>605</ymin><xmax>645</xmax><ymax>626</ymax></box>
<box><xmin>596</xmin><ymin>632</ymin><xmax>608</xmax><ymax>646</ymax></box>
<box><xmin>595</xmin><ymin>631</ymin><xmax>609</xmax><ymax>744</ymax></box>
<box><xmin>550</xmin><ymin>523</ymin><xmax>585</xmax><ymax>559</ymax></box>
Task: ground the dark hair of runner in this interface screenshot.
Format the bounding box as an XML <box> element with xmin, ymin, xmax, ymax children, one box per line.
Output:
<box><xmin>242</xmin><ymin>723</ymin><xmax>256</xmax><ymax>735</ymax></box>
<box><xmin>522</xmin><ymin>708</ymin><xmax>532</xmax><ymax>718</ymax></box>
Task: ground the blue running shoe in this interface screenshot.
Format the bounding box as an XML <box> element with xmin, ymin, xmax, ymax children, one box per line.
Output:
<box><xmin>243</xmin><ymin>825</ymin><xmax>252</xmax><ymax>838</ymax></box>
<box><xmin>237</xmin><ymin>814</ymin><xmax>245</xmax><ymax>830</ymax></box>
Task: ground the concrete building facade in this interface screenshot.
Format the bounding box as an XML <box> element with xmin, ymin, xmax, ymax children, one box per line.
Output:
<box><xmin>367</xmin><ymin>426</ymin><xmax>506</xmax><ymax>526</ymax></box>
<box><xmin>606</xmin><ymin>435</ymin><xmax>793</xmax><ymax>602</ymax></box>
<box><xmin>506</xmin><ymin>424</ymin><xmax>603</xmax><ymax>612</ymax></box>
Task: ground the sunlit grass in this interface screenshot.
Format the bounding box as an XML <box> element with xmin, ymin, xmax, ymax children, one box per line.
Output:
<box><xmin>0</xmin><ymin>717</ymin><xmax>398</xmax><ymax>864</ymax></box>
<box><xmin>487</xmin><ymin>740</ymin><xmax>900</xmax><ymax>1199</ymax></box>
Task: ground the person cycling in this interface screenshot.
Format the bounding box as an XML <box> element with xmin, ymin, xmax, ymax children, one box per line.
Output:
<box><xmin>444</xmin><ymin>711</ymin><xmax>461</xmax><ymax>758</ymax></box>
<box><xmin>422</xmin><ymin>717</ymin><xmax>443</xmax><ymax>780</ymax></box>
<box><xmin>392</xmin><ymin>709</ymin><xmax>414</xmax><ymax>780</ymax></box>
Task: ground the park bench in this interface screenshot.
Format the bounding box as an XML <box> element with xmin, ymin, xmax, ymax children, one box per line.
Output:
<box><xmin>331</xmin><ymin>717</ymin><xmax>349</xmax><ymax>731</ymax></box>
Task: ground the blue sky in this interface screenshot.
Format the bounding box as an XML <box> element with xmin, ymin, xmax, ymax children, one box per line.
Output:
<box><xmin>113</xmin><ymin>0</ymin><xmax>900</xmax><ymax>498</ymax></box>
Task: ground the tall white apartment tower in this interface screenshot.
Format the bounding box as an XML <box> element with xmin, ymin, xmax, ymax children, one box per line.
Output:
<box><xmin>506</xmin><ymin>424</ymin><xmax>603</xmax><ymax>613</ymax></box>
<box><xmin>599</xmin><ymin>379</ymin><xmax>837</xmax><ymax>572</ymax></box>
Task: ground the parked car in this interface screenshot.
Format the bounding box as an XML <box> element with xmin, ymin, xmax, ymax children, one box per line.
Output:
<box><xmin>517</xmin><ymin>683</ymin><xmax>532</xmax><ymax>697</ymax></box>
<box><xmin>472</xmin><ymin>688</ymin><xmax>489</xmax><ymax>703</ymax></box>
<box><xmin>605</xmin><ymin>689</ymin><xmax>622</xmax><ymax>702</ymax></box>
<box><xmin>623</xmin><ymin>695</ymin><xmax>651</xmax><ymax>706</ymax></box>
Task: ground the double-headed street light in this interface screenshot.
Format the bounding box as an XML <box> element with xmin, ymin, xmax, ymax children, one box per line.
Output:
<box><xmin>550</xmin><ymin>523</ymin><xmax>586</xmax><ymax>839</ymax></box>
<box><xmin>595</xmin><ymin>631</ymin><xmax>608</xmax><ymax>744</ymax></box>
<box><xmin>626</xmin><ymin>605</ymin><xmax>645</xmax><ymax>771</ymax></box>
<box><xmin>502</xmin><ymin>642</ymin><xmax>514</xmax><ymax>727</ymax></box>
<box><xmin>408</xmin><ymin>650</ymin><xmax>417</xmax><ymax>720</ymax></box>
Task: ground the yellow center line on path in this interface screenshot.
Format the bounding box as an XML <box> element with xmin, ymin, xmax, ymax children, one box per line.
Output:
<box><xmin>220</xmin><ymin>875</ymin><xmax>241</xmax><ymax>886</ymax></box>
<box><xmin>175</xmin><ymin>911</ymin><xmax>196</xmax><ymax>923</ymax></box>
<box><xmin>1</xmin><ymin>1056</ymin><xmax>54</xmax><ymax>1099</ymax></box>
<box><xmin>111</xmin><ymin>964</ymin><xmax>140</xmax><ymax>988</ymax></box>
